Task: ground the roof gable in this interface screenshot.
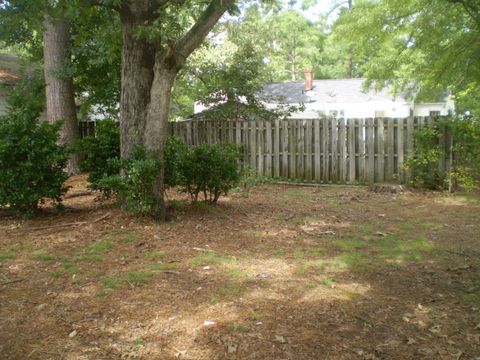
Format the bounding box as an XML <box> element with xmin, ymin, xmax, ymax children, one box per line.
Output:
<box><xmin>260</xmin><ymin>78</ymin><xmax>406</xmax><ymax>104</ymax></box>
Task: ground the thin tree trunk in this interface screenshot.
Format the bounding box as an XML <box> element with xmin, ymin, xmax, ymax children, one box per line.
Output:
<box><xmin>119</xmin><ymin>2</ymin><xmax>155</xmax><ymax>158</ymax></box>
<box><xmin>291</xmin><ymin>35</ymin><xmax>297</xmax><ymax>81</ymax></box>
<box><xmin>346</xmin><ymin>0</ymin><xmax>354</xmax><ymax>78</ymax></box>
<box><xmin>43</xmin><ymin>16</ymin><xmax>80</xmax><ymax>175</ymax></box>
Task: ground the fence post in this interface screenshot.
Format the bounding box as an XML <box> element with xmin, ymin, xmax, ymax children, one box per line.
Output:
<box><xmin>314</xmin><ymin>120</ymin><xmax>321</xmax><ymax>182</ymax></box>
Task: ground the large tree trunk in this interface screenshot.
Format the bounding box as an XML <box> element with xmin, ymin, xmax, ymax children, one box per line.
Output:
<box><xmin>43</xmin><ymin>16</ymin><xmax>81</xmax><ymax>175</ymax></box>
<box><xmin>115</xmin><ymin>0</ymin><xmax>233</xmax><ymax>220</ymax></box>
<box><xmin>144</xmin><ymin>65</ymin><xmax>177</xmax><ymax>220</ymax></box>
<box><xmin>119</xmin><ymin>2</ymin><xmax>155</xmax><ymax>158</ymax></box>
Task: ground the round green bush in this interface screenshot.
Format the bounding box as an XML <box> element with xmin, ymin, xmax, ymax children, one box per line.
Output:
<box><xmin>0</xmin><ymin>109</ymin><xmax>69</xmax><ymax>215</ymax></box>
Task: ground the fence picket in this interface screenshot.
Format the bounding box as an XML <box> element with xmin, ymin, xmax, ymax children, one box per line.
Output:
<box><xmin>377</xmin><ymin>117</ymin><xmax>385</xmax><ymax>182</ymax></box>
<box><xmin>339</xmin><ymin>118</ymin><xmax>347</xmax><ymax>182</ymax></box>
<box><xmin>314</xmin><ymin>120</ymin><xmax>321</xmax><ymax>182</ymax></box>
<box><xmin>366</xmin><ymin>118</ymin><xmax>375</xmax><ymax>183</ymax></box>
<box><xmin>274</xmin><ymin>119</ymin><xmax>280</xmax><ymax>178</ymax></box>
<box><xmin>322</xmin><ymin>119</ymin><xmax>329</xmax><ymax>182</ymax></box>
<box><xmin>386</xmin><ymin>120</ymin><xmax>394</xmax><ymax>180</ymax></box>
<box><xmin>348</xmin><ymin>119</ymin><xmax>356</xmax><ymax>182</ymax></box>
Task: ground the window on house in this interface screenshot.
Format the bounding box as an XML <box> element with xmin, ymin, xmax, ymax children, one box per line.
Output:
<box><xmin>375</xmin><ymin>110</ymin><xmax>386</xmax><ymax>118</ymax></box>
<box><xmin>429</xmin><ymin>111</ymin><xmax>441</xmax><ymax>117</ymax></box>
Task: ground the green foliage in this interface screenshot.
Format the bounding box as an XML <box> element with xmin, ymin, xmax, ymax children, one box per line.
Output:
<box><xmin>5</xmin><ymin>71</ymin><xmax>45</xmax><ymax>114</ymax></box>
<box><xmin>404</xmin><ymin>126</ymin><xmax>445</xmax><ymax>190</ymax></box>
<box><xmin>164</xmin><ymin>136</ymin><xmax>188</xmax><ymax>189</ymax></box>
<box><xmin>447</xmin><ymin>116</ymin><xmax>480</xmax><ymax>191</ymax></box>
<box><xmin>98</xmin><ymin>146</ymin><xmax>162</xmax><ymax>215</ymax></box>
<box><xmin>0</xmin><ymin>106</ymin><xmax>69</xmax><ymax>216</ymax></box>
<box><xmin>405</xmin><ymin>117</ymin><xmax>480</xmax><ymax>191</ymax></box>
<box><xmin>332</xmin><ymin>0</ymin><xmax>480</xmax><ymax>114</ymax></box>
<box><xmin>79</xmin><ymin>119</ymin><xmax>120</xmax><ymax>196</ymax></box>
<box><xmin>179</xmin><ymin>143</ymin><xmax>242</xmax><ymax>203</ymax></box>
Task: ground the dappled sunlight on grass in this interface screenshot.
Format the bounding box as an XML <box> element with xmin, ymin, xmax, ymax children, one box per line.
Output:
<box><xmin>376</xmin><ymin>235</ymin><xmax>433</xmax><ymax>261</ymax></box>
<box><xmin>2</xmin><ymin>178</ymin><xmax>480</xmax><ymax>359</ymax></box>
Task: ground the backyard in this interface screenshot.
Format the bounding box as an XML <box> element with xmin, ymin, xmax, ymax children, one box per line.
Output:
<box><xmin>1</xmin><ymin>175</ymin><xmax>479</xmax><ymax>360</ymax></box>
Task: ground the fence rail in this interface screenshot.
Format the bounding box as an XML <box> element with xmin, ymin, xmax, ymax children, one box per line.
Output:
<box><xmin>171</xmin><ymin>117</ymin><xmax>453</xmax><ymax>184</ymax></box>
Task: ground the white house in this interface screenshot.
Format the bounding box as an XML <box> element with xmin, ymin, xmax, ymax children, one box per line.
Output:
<box><xmin>194</xmin><ymin>70</ymin><xmax>454</xmax><ymax>119</ymax></box>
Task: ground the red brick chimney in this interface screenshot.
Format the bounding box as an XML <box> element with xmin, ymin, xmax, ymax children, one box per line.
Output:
<box><xmin>304</xmin><ymin>69</ymin><xmax>314</xmax><ymax>91</ymax></box>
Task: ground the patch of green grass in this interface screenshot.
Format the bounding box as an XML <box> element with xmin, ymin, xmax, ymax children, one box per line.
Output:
<box><xmin>319</xmin><ymin>277</ymin><xmax>336</xmax><ymax>286</ymax></box>
<box><xmin>194</xmin><ymin>201</ymin><xmax>216</xmax><ymax>212</ymax></box>
<box><xmin>102</xmin><ymin>276</ymin><xmax>122</xmax><ymax>289</ymax></box>
<box><xmin>227</xmin><ymin>322</ymin><xmax>248</xmax><ymax>333</ymax></box>
<box><xmin>122</xmin><ymin>271</ymin><xmax>153</xmax><ymax>286</ymax></box>
<box><xmin>209</xmin><ymin>282</ymin><xmax>246</xmax><ymax>304</ymax></box>
<box><xmin>304</xmin><ymin>282</ymin><xmax>317</xmax><ymax>290</ymax></box>
<box><xmin>101</xmin><ymin>271</ymin><xmax>153</xmax><ymax>291</ymax></box>
<box><xmin>272</xmin><ymin>249</ymin><xmax>285</xmax><ymax>257</ymax></box>
<box><xmin>149</xmin><ymin>262</ymin><xmax>180</xmax><ymax>271</ymax></box>
<box><xmin>76</xmin><ymin>254</ymin><xmax>106</xmax><ymax>262</ymax></box>
<box><xmin>225</xmin><ymin>267</ymin><xmax>252</xmax><ymax>279</ymax></box>
<box><xmin>32</xmin><ymin>250</ymin><xmax>54</xmax><ymax>262</ymax></box>
<box><xmin>85</xmin><ymin>239</ymin><xmax>114</xmax><ymax>254</ymax></box>
<box><xmin>293</xmin><ymin>246</ymin><xmax>324</xmax><ymax>259</ymax></box>
<box><xmin>295</xmin><ymin>259</ymin><xmax>326</xmax><ymax>275</ymax></box>
<box><xmin>301</xmin><ymin>216</ymin><xmax>318</xmax><ymax>224</ymax></box>
<box><xmin>120</xmin><ymin>232</ymin><xmax>139</xmax><ymax>244</ymax></box>
<box><xmin>284</xmin><ymin>188</ymin><xmax>310</xmax><ymax>197</ymax></box>
<box><xmin>72</xmin><ymin>279</ymin><xmax>82</xmax><ymax>286</ymax></box>
<box><xmin>0</xmin><ymin>250</ymin><xmax>16</xmax><ymax>261</ymax></box>
<box><xmin>250</xmin><ymin>311</ymin><xmax>261</xmax><ymax>321</ymax></box>
<box><xmin>329</xmin><ymin>253</ymin><xmax>370</xmax><ymax>272</ymax></box>
<box><xmin>190</xmin><ymin>251</ymin><xmax>234</xmax><ymax>267</ymax></box>
<box><xmin>208</xmin><ymin>295</ymin><xmax>219</xmax><ymax>304</ymax></box>
<box><xmin>144</xmin><ymin>250</ymin><xmax>166</xmax><ymax>260</ymax></box>
<box><xmin>61</xmin><ymin>257</ymin><xmax>80</xmax><ymax>274</ymax></box>
<box><xmin>49</xmin><ymin>271</ymin><xmax>62</xmax><ymax>278</ymax></box>
<box><xmin>333</xmin><ymin>239</ymin><xmax>366</xmax><ymax>252</ymax></box>
<box><xmin>134</xmin><ymin>336</ymin><xmax>144</xmax><ymax>347</ymax></box>
<box><xmin>353</xmin><ymin>223</ymin><xmax>376</xmax><ymax>235</ymax></box>
<box><xmin>376</xmin><ymin>235</ymin><xmax>433</xmax><ymax>261</ymax></box>
<box><xmin>464</xmin><ymin>286</ymin><xmax>480</xmax><ymax>302</ymax></box>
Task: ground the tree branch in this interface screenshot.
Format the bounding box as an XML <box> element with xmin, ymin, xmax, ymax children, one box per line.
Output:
<box><xmin>176</xmin><ymin>0</ymin><xmax>235</xmax><ymax>63</ymax></box>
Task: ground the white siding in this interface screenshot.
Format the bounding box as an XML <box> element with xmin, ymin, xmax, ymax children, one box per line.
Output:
<box><xmin>413</xmin><ymin>102</ymin><xmax>454</xmax><ymax>116</ymax></box>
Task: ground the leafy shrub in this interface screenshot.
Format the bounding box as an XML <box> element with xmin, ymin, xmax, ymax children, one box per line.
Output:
<box><xmin>404</xmin><ymin>116</ymin><xmax>480</xmax><ymax>191</ymax></box>
<box><xmin>79</xmin><ymin>119</ymin><xmax>120</xmax><ymax>195</ymax></box>
<box><xmin>164</xmin><ymin>136</ymin><xmax>188</xmax><ymax>189</ymax></box>
<box><xmin>98</xmin><ymin>146</ymin><xmax>161</xmax><ymax>215</ymax></box>
<box><xmin>0</xmin><ymin>109</ymin><xmax>69</xmax><ymax>215</ymax></box>
<box><xmin>404</xmin><ymin>126</ymin><xmax>444</xmax><ymax>189</ymax></box>
<box><xmin>179</xmin><ymin>143</ymin><xmax>242</xmax><ymax>203</ymax></box>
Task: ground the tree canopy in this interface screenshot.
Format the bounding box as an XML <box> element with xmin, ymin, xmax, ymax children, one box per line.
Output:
<box><xmin>331</xmin><ymin>0</ymin><xmax>480</xmax><ymax>113</ymax></box>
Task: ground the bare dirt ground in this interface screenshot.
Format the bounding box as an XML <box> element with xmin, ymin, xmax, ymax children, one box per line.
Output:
<box><xmin>1</xmin><ymin>175</ymin><xmax>480</xmax><ymax>360</ymax></box>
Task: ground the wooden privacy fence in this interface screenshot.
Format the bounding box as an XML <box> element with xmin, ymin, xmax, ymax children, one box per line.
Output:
<box><xmin>171</xmin><ymin>117</ymin><xmax>453</xmax><ymax>184</ymax></box>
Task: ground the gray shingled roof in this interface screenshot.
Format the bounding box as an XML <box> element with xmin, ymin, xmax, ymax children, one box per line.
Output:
<box><xmin>260</xmin><ymin>78</ymin><xmax>404</xmax><ymax>104</ymax></box>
